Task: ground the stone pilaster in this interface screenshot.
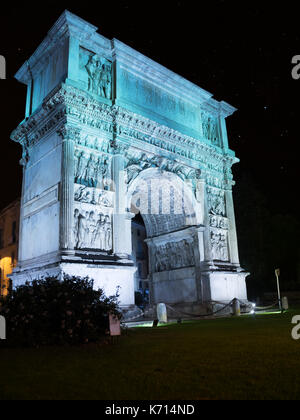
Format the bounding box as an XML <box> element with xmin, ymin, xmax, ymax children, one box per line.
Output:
<box><xmin>225</xmin><ymin>187</ymin><xmax>240</xmax><ymax>266</ymax></box>
<box><xmin>17</xmin><ymin>165</ymin><xmax>26</xmax><ymax>263</ymax></box>
<box><xmin>218</xmin><ymin>116</ymin><xmax>229</xmax><ymax>150</ymax></box>
<box><xmin>67</xmin><ymin>36</ymin><xmax>80</xmax><ymax>83</ymax></box>
<box><xmin>25</xmin><ymin>79</ymin><xmax>33</xmax><ymax>119</ymax></box>
<box><xmin>203</xmin><ymin>181</ymin><xmax>214</xmax><ymax>265</ymax></box>
<box><xmin>57</xmin><ymin>126</ymin><xmax>79</xmax><ymax>252</ymax></box>
<box><xmin>147</xmin><ymin>241</ymin><xmax>155</xmax><ymax>305</ymax></box>
<box><xmin>193</xmin><ymin>227</ymin><xmax>205</xmax><ymax>303</ymax></box>
<box><xmin>196</xmin><ymin>177</ymin><xmax>206</xmax><ymax>225</ymax></box>
<box><xmin>112</xmin><ymin>150</ymin><xmax>129</xmax><ymax>257</ymax></box>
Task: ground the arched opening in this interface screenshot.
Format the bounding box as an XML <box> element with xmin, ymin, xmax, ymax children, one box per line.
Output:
<box><xmin>131</xmin><ymin>213</ymin><xmax>149</xmax><ymax>308</ymax></box>
<box><xmin>128</xmin><ymin>168</ymin><xmax>201</xmax><ymax>307</ymax></box>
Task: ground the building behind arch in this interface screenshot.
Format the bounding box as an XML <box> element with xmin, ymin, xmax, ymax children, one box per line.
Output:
<box><xmin>0</xmin><ymin>200</ymin><xmax>20</xmax><ymax>296</ymax></box>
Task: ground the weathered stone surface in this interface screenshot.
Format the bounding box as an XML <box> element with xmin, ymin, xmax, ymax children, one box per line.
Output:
<box><xmin>10</xmin><ymin>10</ymin><xmax>249</xmax><ymax>310</ymax></box>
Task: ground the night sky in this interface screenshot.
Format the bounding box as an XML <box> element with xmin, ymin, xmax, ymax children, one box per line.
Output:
<box><xmin>1</xmin><ymin>0</ymin><xmax>299</xmax><ymax>216</ymax></box>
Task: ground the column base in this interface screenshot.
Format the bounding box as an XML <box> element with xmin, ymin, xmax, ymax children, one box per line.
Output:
<box><xmin>10</xmin><ymin>256</ymin><xmax>136</xmax><ymax>307</ymax></box>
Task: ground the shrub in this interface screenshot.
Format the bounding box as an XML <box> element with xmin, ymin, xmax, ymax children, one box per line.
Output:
<box><xmin>0</xmin><ymin>276</ymin><xmax>121</xmax><ymax>347</ymax></box>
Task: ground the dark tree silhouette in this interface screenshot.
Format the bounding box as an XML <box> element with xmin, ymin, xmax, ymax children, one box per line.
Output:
<box><xmin>234</xmin><ymin>173</ymin><xmax>300</xmax><ymax>299</ymax></box>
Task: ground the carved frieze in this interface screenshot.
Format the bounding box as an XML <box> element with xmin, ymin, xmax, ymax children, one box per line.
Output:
<box><xmin>205</xmin><ymin>174</ymin><xmax>223</xmax><ymax>189</ymax></box>
<box><xmin>74</xmin><ymin>135</ymin><xmax>113</xmax><ymax>154</ymax></box>
<box><xmin>74</xmin><ymin>184</ymin><xmax>114</xmax><ymax>208</ymax></box>
<box><xmin>11</xmin><ymin>85</ymin><xmax>238</xmax><ymax>190</ymax></box>
<box><xmin>201</xmin><ymin>112</ymin><xmax>221</xmax><ymax>146</ymax></box>
<box><xmin>73</xmin><ymin>203</ymin><xmax>113</xmax><ymax>251</ymax></box>
<box><xmin>210</xmin><ymin>230</ymin><xmax>229</xmax><ymax>262</ymax></box>
<box><xmin>207</xmin><ymin>187</ymin><xmax>226</xmax><ymax>217</ymax></box>
<box><xmin>74</xmin><ymin>150</ymin><xmax>112</xmax><ymax>190</ymax></box>
<box><xmin>124</xmin><ymin>151</ymin><xmax>196</xmax><ymax>185</ymax></box>
<box><xmin>80</xmin><ymin>49</ymin><xmax>112</xmax><ymax>100</ymax></box>
<box><xmin>209</xmin><ymin>215</ymin><xmax>229</xmax><ymax>230</ymax></box>
<box><xmin>154</xmin><ymin>239</ymin><xmax>195</xmax><ymax>272</ymax></box>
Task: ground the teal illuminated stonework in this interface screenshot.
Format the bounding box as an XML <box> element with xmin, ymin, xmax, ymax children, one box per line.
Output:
<box><xmin>10</xmin><ymin>11</ymin><xmax>249</xmax><ymax>313</ymax></box>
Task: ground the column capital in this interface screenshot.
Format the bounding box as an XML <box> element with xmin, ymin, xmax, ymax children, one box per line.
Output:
<box><xmin>110</xmin><ymin>140</ymin><xmax>130</xmax><ymax>156</ymax></box>
<box><xmin>224</xmin><ymin>180</ymin><xmax>236</xmax><ymax>191</ymax></box>
<box><xmin>57</xmin><ymin>125</ymin><xmax>81</xmax><ymax>142</ymax></box>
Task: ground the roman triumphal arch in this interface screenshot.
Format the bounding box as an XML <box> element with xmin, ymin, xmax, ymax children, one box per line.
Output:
<box><xmin>10</xmin><ymin>11</ymin><xmax>249</xmax><ymax>312</ymax></box>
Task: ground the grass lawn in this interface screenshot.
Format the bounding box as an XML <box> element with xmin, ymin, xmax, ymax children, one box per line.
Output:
<box><xmin>1</xmin><ymin>309</ymin><xmax>300</xmax><ymax>400</ymax></box>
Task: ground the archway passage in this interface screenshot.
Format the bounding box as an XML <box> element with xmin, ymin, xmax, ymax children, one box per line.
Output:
<box><xmin>131</xmin><ymin>213</ymin><xmax>149</xmax><ymax>308</ymax></box>
<box><xmin>128</xmin><ymin>168</ymin><xmax>202</xmax><ymax>307</ymax></box>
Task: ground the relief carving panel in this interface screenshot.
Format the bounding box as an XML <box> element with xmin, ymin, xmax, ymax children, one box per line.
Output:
<box><xmin>154</xmin><ymin>239</ymin><xmax>195</xmax><ymax>273</ymax></box>
<box><xmin>74</xmin><ymin>150</ymin><xmax>112</xmax><ymax>190</ymax></box>
<box><xmin>210</xmin><ymin>230</ymin><xmax>229</xmax><ymax>262</ymax></box>
<box><xmin>73</xmin><ymin>203</ymin><xmax>113</xmax><ymax>251</ymax></box>
<box><xmin>80</xmin><ymin>48</ymin><xmax>112</xmax><ymax>100</ymax></box>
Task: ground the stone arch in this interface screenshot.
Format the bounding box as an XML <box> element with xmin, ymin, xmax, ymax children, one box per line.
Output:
<box><xmin>127</xmin><ymin>168</ymin><xmax>200</xmax><ymax>238</ymax></box>
<box><xmin>127</xmin><ymin>168</ymin><xmax>202</xmax><ymax>306</ymax></box>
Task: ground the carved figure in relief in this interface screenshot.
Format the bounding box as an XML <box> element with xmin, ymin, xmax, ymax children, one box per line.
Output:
<box><xmin>98</xmin><ymin>191</ymin><xmax>112</xmax><ymax>207</ymax></box>
<box><xmin>213</xmin><ymin>195</ymin><xmax>225</xmax><ymax>216</ymax></box>
<box><xmin>154</xmin><ymin>239</ymin><xmax>195</xmax><ymax>272</ymax></box>
<box><xmin>87</xmin><ymin>211</ymin><xmax>97</xmax><ymax>248</ymax></box>
<box><xmin>85</xmin><ymin>155</ymin><xmax>97</xmax><ymax>187</ymax></box>
<box><xmin>85</xmin><ymin>55</ymin><xmax>112</xmax><ymax>99</ymax></box>
<box><xmin>73</xmin><ymin>209</ymin><xmax>80</xmax><ymax>247</ymax></box>
<box><xmin>74</xmin><ymin>209</ymin><xmax>112</xmax><ymax>251</ymax></box>
<box><xmin>125</xmin><ymin>152</ymin><xmax>193</xmax><ymax>185</ymax></box>
<box><xmin>104</xmin><ymin>215</ymin><xmax>112</xmax><ymax>251</ymax></box>
<box><xmin>78</xmin><ymin>153</ymin><xmax>89</xmax><ymax>182</ymax></box>
<box><xmin>94</xmin><ymin>156</ymin><xmax>102</xmax><ymax>188</ymax></box>
<box><xmin>75</xmin><ymin>151</ymin><xmax>85</xmax><ymax>180</ymax></box>
<box><xmin>202</xmin><ymin>116</ymin><xmax>210</xmax><ymax>139</ymax></box>
<box><xmin>210</xmin><ymin>123</ymin><xmax>218</xmax><ymax>144</ymax></box>
<box><xmin>85</xmin><ymin>56</ymin><xmax>98</xmax><ymax>93</ymax></box>
<box><xmin>76</xmin><ymin>211</ymin><xmax>88</xmax><ymax>249</ymax></box>
<box><xmin>93</xmin><ymin>214</ymin><xmax>104</xmax><ymax>249</ymax></box>
<box><xmin>95</xmin><ymin>59</ymin><xmax>105</xmax><ymax>97</ymax></box>
<box><xmin>211</xmin><ymin>232</ymin><xmax>220</xmax><ymax>260</ymax></box>
<box><xmin>220</xmin><ymin>234</ymin><xmax>228</xmax><ymax>261</ymax></box>
<box><xmin>210</xmin><ymin>216</ymin><xmax>218</xmax><ymax>228</ymax></box>
<box><xmin>208</xmin><ymin>189</ymin><xmax>226</xmax><ymax>217</ymax></box>
<box><xmin>102</xmin><ymin>158</ymin><xmax>111</xmax><ymax>190</ymax></box>
<box><xmin>75</xmin><ymin>152</ymin><xmax>112</xmax><ymax>190</ymax></box>
<box><xmin>211</xmin><ymin>232</ymin><xmax>228</xmax><ymax>261</ymax></box>
<box><xmin>99</xmin><ymin>215</ymin><xmax>106</xmax><ymax>250</ymax></box>
<box><xmin>102</xmin><ymin>62</ymin><xmax>112</xmax><ymax>99</ymax></box>
<box><xmin>219</xmin><ymin>218</ymin><xmax>226</xmax><ymax>229</ymax></box>
<box><xmin>75</xmin><ymin>186</ymin><xmax>90</xmax><ymax>203</ymax></box>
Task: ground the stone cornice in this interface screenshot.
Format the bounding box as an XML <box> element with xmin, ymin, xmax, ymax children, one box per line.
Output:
<box><xmin>15</xmin><ymin>11</ymin><xmax>237</xmax><ymax>120</ymax></box>
<box><xmin>201</xmin><ymin>98</ymin><xmax>237</xmax><ymax>119</ymax></box>
<box><xmin>219</xmin><ymin>101</ymin><xmax>237</xmax><ymax>118</ymax></box>
<box><xmin>15</xmin><ymin>10</ymin><xmax>105</xmax><ymax>84</ymax></box>
<box><xmin>11</xmin><ymin>84</ymin><xmax>239</xmax><ymax>183</ymax></box>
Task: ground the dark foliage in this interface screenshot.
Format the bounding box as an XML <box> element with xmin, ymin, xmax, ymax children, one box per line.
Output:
<box><xmin>0</xmin><ymin>276</ymin><xmax>121</xmax><ymax>347</ymax></box>
<box><xmin>234</xmin><ymin>173</ymin><xmax>300</xmax><ymax>299</ymax></box>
